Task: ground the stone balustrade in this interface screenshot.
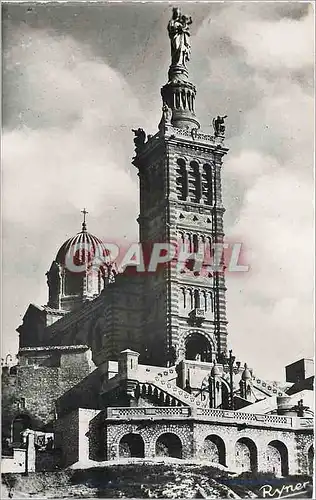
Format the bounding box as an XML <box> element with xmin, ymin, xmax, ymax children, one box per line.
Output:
<box><xmin>105</xmin><ymin>406</ymin><xmax>313</xmax><ymax>430</ymax></box>
<box><xmin>107</xmin><ymin>406</ymin><xmax>191</xmax><ymax>419</ymax></box>
<box><xmin>251</xmin><ymin>374</ymin><xmax>286</xmax><ymax>397</ymax></box>
<box><xmin>138</xmin><ymin>125</ymin><xmax>225</xmax><ymax>158</ymax></box>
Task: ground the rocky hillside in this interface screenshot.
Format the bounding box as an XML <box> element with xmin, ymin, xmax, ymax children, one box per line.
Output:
<box><xmin>1</xmin><ymin>462</ymin><xmax>313</xmax><ymax>499</ymax></box>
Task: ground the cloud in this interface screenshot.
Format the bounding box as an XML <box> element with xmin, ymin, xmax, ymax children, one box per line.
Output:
<box><xmin>231</xmin><ymin>7</ymin><xmax>314</xmax><ymax>70</ymax></box>
<box><xmin>2</xmin><ymin>23</ymin><xmax>145</xmax><ymax>356</ymax></box>
<box><xmin>192</xmin><ymin>3</ymin><xmax>314</xmax><ymax>378</ymax></box>
<box><xmin>2</xmin><ymin>24</ymin><xmax>145</xmax><ymax>226</ymax></box>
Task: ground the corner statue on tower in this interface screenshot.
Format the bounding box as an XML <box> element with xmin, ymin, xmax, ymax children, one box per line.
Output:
<box><xmin>168</xmin><ymin>7</ymin><xmax>192</xmax><ymax>68</ymax></box>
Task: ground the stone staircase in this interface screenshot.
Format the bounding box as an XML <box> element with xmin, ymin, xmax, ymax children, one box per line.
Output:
<box><xmin>136</xmin><ymin>364</ymin><xmax>287</xmax><ymax>410</ymax></box>
<box><xmin>137</xmin><ymin>369</ymin><xmax>202</xmax><ymax>408</ymax></box>
<box><xmin>251</xmin><ymin>374</ymin><xmax>287</xmax><ymax>397</ymax></box>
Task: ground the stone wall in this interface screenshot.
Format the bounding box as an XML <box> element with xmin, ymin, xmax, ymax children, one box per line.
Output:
<box><xmin>1</xmin><ymin>346</ymin><xmax>95</xmax><ymax>438</ymax></box>
<box><xmin>54</xmin><ymin>409</ymin><xmax>79</xmax><ymax>467</ymax></box>
<box><xmin>106</xmin><ymin>421</ymin><xmax>193</xmax><ymax>460</ymax></box>
<box><xmin>54</xmin><ymin>408</ymin><xmax>101</xmax><ymax>467</ymax></box>
<box><xmin>193</xmin><ymin>422</ymin><xmax>301</xmax><ymax>474</ymax></box>
<box><xmin>56</xmin><ymin>364</ymin><xmax>105</xmax><ymax>418</ymax></box>
<box><xmin>102</xmin><ymin>416</ymin><xmax>313</xmax><ymax>475</ymax></box>
<box><xmin>295</xmin><ymin>432</ymin><xmax>314</xmax><ymax>475</ymax></box>
<box><xmin>41</xmin><ymin>275</ymin><xmax>144</xmax><ymax>366</ymax></box>
<box><xmin>89</xmin><ymin>411</ymin><xmax>106</xmax><ymax>461</ymax></box>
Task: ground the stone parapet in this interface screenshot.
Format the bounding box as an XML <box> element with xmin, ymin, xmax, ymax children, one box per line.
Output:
<box><xmin>104</xmin><ymin>406</ymin><xmax>313</xmax><ymax>431</ymax></box>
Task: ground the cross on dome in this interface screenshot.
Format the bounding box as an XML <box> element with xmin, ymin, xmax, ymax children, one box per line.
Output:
<box><xmin>81</xmin><ymin>208</ymin><xmax>88</xmax><ymax>232</ymax></box>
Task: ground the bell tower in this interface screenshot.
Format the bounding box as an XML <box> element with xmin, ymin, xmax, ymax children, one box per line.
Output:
<box><xmin>133</xmin><ymin>8</ymin><xmax>228</xmax><ymax>367</ymax></box>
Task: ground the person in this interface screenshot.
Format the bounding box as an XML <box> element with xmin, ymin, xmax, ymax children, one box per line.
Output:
<box><xmin>46</xmin><ymin>436</ymin><xmax>54</xmax><ymax>450</ymax></box>
<box><xmin>167</xmin><ymin>8</ymin><xmax>192</xmax><ymax>67</ymax></box>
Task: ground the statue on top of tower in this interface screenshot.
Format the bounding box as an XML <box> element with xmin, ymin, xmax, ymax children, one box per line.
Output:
<box><xmin>167</xmin><ymin>7</ymin><xmax>192</xmax><ymax>68</ymax></box>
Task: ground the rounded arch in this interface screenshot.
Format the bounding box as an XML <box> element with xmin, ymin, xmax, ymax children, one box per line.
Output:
<box><xmin>176</xmin><ymin>155</ymin><xmax>189</xmax><ymax>164</ymax></box>
<box><xmin>202</xmin><ymin>163</ymin><xmax>213</xmax><ymax>205</ymax></box>
<box><xmin>118</xmin><ymin>433</ymin><xmax>144</xmax><ymax>458</ymax></box>
<box><xmin>12</xmin><ymin>414</ymin><xmax>32</xmax><ymax>444</ymax></box>
<box><xmin>308</xmin><ymin>445</ymin><xmax>314</xmax><ymax>476</ymax></box>
<box><xmin>235</xmin><ymin>437</ymin><xmax>258</xmax><ymax>473</ymax></box>
<box><xmin>155</xmin><ymin>432</ymin><xmax>182</xmax><ymax>459</ymax></box>
<box><xmin>220</xmin><ymin>379</ymin><xmax>230</xmax><ymax>409</ymax></box>
<box><xmin>176</xmin><ymin>158</ymin><xmax>188</xmax><ymax>201</ymax></box>
<box><xmin>185</xmin><ymin>332</ymin><xmax>212</xmax><ymax>362</ymax></box>
<box><xmin>204</xmin><ymin>435</ymin><xmax>226</xmax><ymax>466</ymax></box>
<box><xmin>266</xmin><ymin>440</ymin><xmax>289</xmax><ymax>476</ymax></box>
<box><xmin>189</xmin><ymin>160</ymin><xmax>201</xmax><ymax>203</ymax></box>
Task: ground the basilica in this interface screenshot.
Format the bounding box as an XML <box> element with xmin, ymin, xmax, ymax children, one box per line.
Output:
<box><xmin>1</xmin><ymin>8</ymin><xmax>314</xmax><ymax>478</ymax></box>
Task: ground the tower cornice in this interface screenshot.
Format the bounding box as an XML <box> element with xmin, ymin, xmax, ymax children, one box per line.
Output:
<box><xmin>133</xmin><ymin>125</ymin><xmax>229</xmax><ymax>169</ymax></box>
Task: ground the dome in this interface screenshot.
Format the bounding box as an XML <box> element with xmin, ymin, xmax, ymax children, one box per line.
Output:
<box><xmin>46</xmin><ymin>212</ymin><xmax>117</xmax><ymax>312</ymax></box>
<box><xmin>55</xmin><ymin>225</ymin><xmax>111</xmax><ymax>270</ymax></box>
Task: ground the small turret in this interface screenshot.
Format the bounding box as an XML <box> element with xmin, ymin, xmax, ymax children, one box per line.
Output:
<box><xmin>241</xmin><ymin>363</ymin><xmax>252</xmax><ymax>381</ymax></box>
<box><xmin>211</xmin><ymin>360</ymin><xmax>221</xmax><ymax>377</ymax></box>
<box><xmin>240</xmin><ymin>363</ymin><xmax>253</xmax><ymax>400</ymax></box>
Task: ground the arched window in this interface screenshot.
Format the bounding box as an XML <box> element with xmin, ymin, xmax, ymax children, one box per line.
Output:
<box><xmin>193</xmin><ymin>234</ymin><xmax>199</xmax><ymax>253</ymax></box>
<box><xmin>181</xmin><ymin>288</ymin><xmax>186</xmax><ymax>309</ymax></box>
<box><xmin>189</xmin><ymin>289</ymin><xmax>194</xmax><ymax>310</ymax></box>
<box><xmin>194</xmin><ymin>289</ymin><xmax>200</xmax><ymax>309</ymax></box>
<box><xmin>64</xmin><ymin>269</ymin><xmax>83</xmax><ymax>296</ymax></box>
<box><xmin>188</xmin><ymin>161</ymin><xmax>201</xmax><ymax>203</ymax></box>
<box><xmin>202</xmin><ymin>291</ymin><xmax>207</xmax><ymax>311</ymax></box>
<box><xmin>179</xmin><ymin>231</ymin><xmax>185</xmax><ymax>246</ymax></box>
<box><xmin>202</xmin><ymin>164</ymin><xmax>213</xmax><ymax>205</ymax></box>
<box><xmin>209</xmin><ymin>292</ymin><xmax>214</xmax><ymax>312</ymax></box>
<box><xmin>176</xmin><ymin>159</ymin><xmax>188</xmax><ymax>201</ymax></box>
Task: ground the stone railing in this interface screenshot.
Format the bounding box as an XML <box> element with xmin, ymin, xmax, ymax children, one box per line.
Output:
<box><xmin>251</xmin><ymin>375</ymin><xmax>286</xmax><ymax>397</ymax></box>
<box><xmin>167</xmin><ymin>126</ymin><xmax>217</xmax><ymax>144</ymax></box>
<box><xmin>152</xmin><ymin>377</ymin><xmax>199</xmax><ymax>406</ymax></box>
<box><xmin>137</xmin><ymin>365</ymin><xmax>176</xmax><ymax>381</ymax></box>
<box><xmin>156</xmin><ymin>367</ymin><xmax>177</xmax><ymax>380</ymax></box>
<box><xmin>107</xmin><ymin>406</ymin><xmax>191</xmax><ymax>419</ymax></box>
<box><xmin>105</xmin><ymin>406</ymin><xmax>313</xmax><ymax>430</ymax></box>
<box><xmin>195</xmin><ymin>408</ymin><xmax>313</xmax><ymax>429</ymax></box>
<box><xmin>138</xmin><ymin>125</ymin><xmax>225</xmax><ymax>157</ymax></box>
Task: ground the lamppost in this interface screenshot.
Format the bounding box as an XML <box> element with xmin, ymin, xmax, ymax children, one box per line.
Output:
<box><xmin>228</xmin><ymin>350</ymin><xmax>236</xmax><ymax>410</ymax></box>
<box><xmin>218</xmin><ymin>349</ymin><xmax>240</xmax><ymax>410</ymax></box>
<box><xmin>292</xmin><ymin>399</ymin><xmax>309</xmax><ymax>417</ymax></box>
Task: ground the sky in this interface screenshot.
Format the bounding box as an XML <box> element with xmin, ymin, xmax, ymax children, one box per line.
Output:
<box><xmin>2</xmin><ymin>1</ymin><xmax>314</xmax><ymax>380</ymax></box>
